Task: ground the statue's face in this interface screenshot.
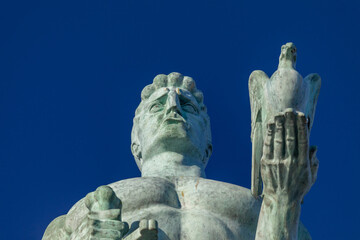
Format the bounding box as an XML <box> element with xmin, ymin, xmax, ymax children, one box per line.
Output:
<box><xmin>135</xmin><ymin>87</ymin><xmax>211</xmax><ymax>166</ymax></box>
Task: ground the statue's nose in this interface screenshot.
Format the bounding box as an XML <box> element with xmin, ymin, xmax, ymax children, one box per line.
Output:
<box><xmin>166</xmin><ymin>90</ymin><xmax>182</xmax><ymax>115</ymax></box>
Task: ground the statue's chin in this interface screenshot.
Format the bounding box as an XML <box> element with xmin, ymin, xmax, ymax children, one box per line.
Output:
<box><xmin>142</xmin><ymin>132</ymin><xmax>204</xmax><ymax>160</ymax></box>
<box><xmin>141</xmin><ymin>120</ymin><xmax>206</xmax><ymax>162</ymax></box>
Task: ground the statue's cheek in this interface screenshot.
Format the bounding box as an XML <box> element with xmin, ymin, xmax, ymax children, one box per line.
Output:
<box><xmin>141</xmin><ymin>113</ymin><xmax>163</xmax><ymax>128</ymax></box>
<box><xmin>190</xmin><ymin>121</ymin><xmax>207</xmax><ymax>143</ymax></box>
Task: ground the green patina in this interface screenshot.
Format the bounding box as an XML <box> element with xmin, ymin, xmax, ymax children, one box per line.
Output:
<box><xmin>43</xmin><ymin>43</ymin><xmax>320</xmax><ymax>240</ymax></box>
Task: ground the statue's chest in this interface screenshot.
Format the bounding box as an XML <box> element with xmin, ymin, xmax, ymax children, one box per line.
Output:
<box><xmin>111</xmin><ymin>177</ymin><xmax>182</xmax><ymax>214</ymax></box>
<box><xmin>113</xmin><ymin>178</ymin><xmax>253</xmax><ymax>218</ymax></box>
<box><xmin>110</xmin><ymin>177</ymin><xmax>260</xmax><ymax>239</ymax></box>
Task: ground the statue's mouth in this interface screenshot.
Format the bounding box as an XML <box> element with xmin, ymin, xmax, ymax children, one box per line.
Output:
<box><xmin>162</xmin><ymin>117</ymin><xmax>186</xmax><ymax>124</ymax></box>
<box><xmin>161</xmin><ymin>115</ymin><xmax>189</xmax><ymax>130</ymax></box>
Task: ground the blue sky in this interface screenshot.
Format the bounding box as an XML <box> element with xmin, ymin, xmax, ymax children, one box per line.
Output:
<box><xmin>0</xmin><ymin>0</ymin><xmax>359</xmax><ymax>239</ymax></box>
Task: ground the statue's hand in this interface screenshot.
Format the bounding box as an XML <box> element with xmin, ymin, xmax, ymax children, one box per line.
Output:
<box><xmin>261</xmin><ymin>109</ymin><xmax>319</xmax><ymax>204</ymax></box>
<box><xmin>123</xmin><ymin>219</ymin><xmax>158</xmax><ymax>240</ymax></box>
<box><xmin>70</xmin><ymin>186</ymin><xmax>129</xmax><ymax>240</ymax></box>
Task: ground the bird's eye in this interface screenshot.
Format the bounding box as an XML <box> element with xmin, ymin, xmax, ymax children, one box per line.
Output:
<box><xmin>149</xmin><ymin>103</ymin><xmax>163</xmax><ymax>113</ymax></box>
<box><xmin>182</xmin><ymin>103</ymin><xmax>198</xmax><ymax>114</ymax></box>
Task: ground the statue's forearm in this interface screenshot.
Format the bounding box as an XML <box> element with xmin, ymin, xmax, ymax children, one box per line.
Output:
<box><xmin>255</xmin><ymin>197</ymin><xmax>301</xmax><ymax>240</ymax></box>
<box><xmin>254</xmin><ymin>110</ymin><xmax>318</xmax><ymax>240</ymax></box>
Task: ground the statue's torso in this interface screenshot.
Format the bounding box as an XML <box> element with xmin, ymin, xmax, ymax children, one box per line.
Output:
<box><xmin>66</xmin><ymin>177</ymin><xmax>262</xmax><ymax>240</ymax></box>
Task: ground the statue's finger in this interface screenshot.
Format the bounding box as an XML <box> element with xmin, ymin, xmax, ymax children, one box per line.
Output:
<box><xmin>89</xmin><ymin>209</ymin><xmax>121</xmax><ymax>221</ymax></box>
<box><xmin>88</xmin><ymin>217</ymin><xmax>127</xmax><ymax>231</ymax></box>
<box><xmin>139</xmin><ymin>219</ymin><xmax>149</xmax><ymax>232</ymax></box>
<box><xmin>89</xmin><ymin>227</ymin><xmax>122</xmax><ymax>239</ymax></box>
<box><xmin>93</xmin><ymin>186</ymin><xmax>121</xmax><ymax>211</ymax></box>
<box><xmin>260</xmin><ymin>159</ymin><xmax>277</xmax><ymax>195</ymax></box>
<box><xmin>148</xmin><ymin>219</ymin><xmax>158</xmax><ymax>231</ymax></box>
<box><xmin>89</xmin><ymin>237</ymin><xmax>113</xmax><ymax>240</ymax></box>
<box><xmin>263</xmin><ymin>122</ymin><xmax>275</xmax><ymax>159</ymax></box>
<box><xmin>274</xmin><ymin>114</ymin><xmax>285</xmax><ymax>159</ymax></box>
<box><xmin>85</xmin><ymin>192</ymin><xmax>95</xmax><ymax>210</ymax></box>
<box><xmin>297</xmin><ymin>112</ymin><xmax>309</xmax><ymax>165</ymax></box>
<box><xmin>284</xmin><ymin>109</ymin><xmax>296</xmax><ymax>158</ymax></box>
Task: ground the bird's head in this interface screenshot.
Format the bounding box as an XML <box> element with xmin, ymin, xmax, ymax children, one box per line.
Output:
<box><xmin>279</xmin><ymin>42</ymin><xmax>297</xmax><ymax>68</ymax></box>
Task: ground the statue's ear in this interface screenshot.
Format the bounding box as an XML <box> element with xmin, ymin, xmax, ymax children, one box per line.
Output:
<box><xmin>203</xmin><ymin>143</ymin><xmax>213</xmax><ymax>166</ymax></box>
<box><xmin>131</xmin><ymin>142</ymin><xmax>142</xmax><ymax>169</ymax></box>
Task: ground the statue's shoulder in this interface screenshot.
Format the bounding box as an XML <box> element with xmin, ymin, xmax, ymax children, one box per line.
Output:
<box><xmin>196</xmin><ymin>178</ymin><xmax>253</xmax><ymax>194</ymax></box>
<box><xmin>182</xmin><ymin>178</ymin><xmax>311</xmax><ymax>239</ymax></box>
<box><xmin>193</xmin><ymin>178</ymin><xmax>260</xmax><ymax>204</ymax></box>
<box><xmin>108</xmin><ymin>176</ymin><xmax>176</xmax><ymax>194</ymax></box>
<box><xmin>180</xmin><ymin>178</ymin><xmax>262</xmax><ymax>223</ymax></box>
<box><xmin>42</xmin><ymin>215</ymin><xmax>69</xmax><ymax>240</ymax></box>
<box><xmin>64</xmin><ymin>177</ymin><xmax>178</xmax><ymax>233</ymax></box>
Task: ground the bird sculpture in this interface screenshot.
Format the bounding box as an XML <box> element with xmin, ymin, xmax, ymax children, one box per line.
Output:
<box><xmin>249</xmin><ymin>42</ymin><xmax>321</xmax><ymax>197</ymax></box>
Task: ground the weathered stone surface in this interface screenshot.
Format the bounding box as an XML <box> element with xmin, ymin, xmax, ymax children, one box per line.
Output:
<box><xmin>249</xmin><ymin>42</ymin><xmax>321</xmax><ymax>197</ymax></box>
<box><xmin>43</xmin><ymin>43</ymin><xmax>319</xmax><ymax>240</ymax></box>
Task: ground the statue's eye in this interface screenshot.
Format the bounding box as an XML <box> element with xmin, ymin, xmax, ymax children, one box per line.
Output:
<box><xmin>149</xmin><ymin>103</ymin><xmax>163</xmax><ymax>113</ymax></box>
<box><xmin>182</xmin><ymin>103</ymin><xmax>198</xmax><ymax>114</ymax></box>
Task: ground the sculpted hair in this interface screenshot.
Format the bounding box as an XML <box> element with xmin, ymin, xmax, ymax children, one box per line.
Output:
<box><xmin>131</xmin><ymin>72</ymin><xmax>212</xmax><ymax>170</ymax></box>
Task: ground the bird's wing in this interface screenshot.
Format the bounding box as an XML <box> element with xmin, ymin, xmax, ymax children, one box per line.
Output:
<box><xmin>249</xmin><ymin>70</ymin><xmax>269</xmax><ymax>140</ymax></box>
<box><xmin>249</xmin><ymin>70</ymin><xmax>269</xmax><ymax>198</ymax></box>
<box><xmin>304</xmin><ymin>73</ymin><xmax>321</xmax><ymax>130</ymax></box>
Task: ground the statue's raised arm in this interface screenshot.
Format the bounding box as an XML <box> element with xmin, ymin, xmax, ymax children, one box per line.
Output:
<box><xmin>249</xmin><ymin>43</ymin><xmax>321</xmax><ymax>240</ymax></box>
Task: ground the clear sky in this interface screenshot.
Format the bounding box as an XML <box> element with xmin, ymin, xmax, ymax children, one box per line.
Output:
<box><xmin>1</xmin><ymin>0</ymin><xmax>359</xmax><ymax>239</ymax></box>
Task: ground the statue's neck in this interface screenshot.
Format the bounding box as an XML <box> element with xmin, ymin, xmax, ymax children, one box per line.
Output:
<box><xmin>278</xmin><ymin>58</ymin><xmax>296</xmax><ymax>69</ymax></box>
<box><xmin>140</xmin><ymin>152</ymin><xmax>206</xmax><ymax>178</ymax></box>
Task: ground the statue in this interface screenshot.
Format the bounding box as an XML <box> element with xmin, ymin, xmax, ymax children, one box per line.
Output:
<box><xmin>249</xmin><ymin>42</ymin><xmax>321</xmax><ymax>198</ymax></box>
<box><xmin>42</xmin><ymin>43</ymin><xmax>320</xmax><ymax>240</ymax></box>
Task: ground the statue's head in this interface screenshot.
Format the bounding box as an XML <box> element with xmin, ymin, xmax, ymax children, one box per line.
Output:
<box><xmin>279</xmin><ymin>42</ymin><xmax>297</xmax><ymax>68</ymax></box>
<box><xmin>131</xmin><ymin>72</ymin><xmax>212</xmax><ymax>171</ymax></box>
